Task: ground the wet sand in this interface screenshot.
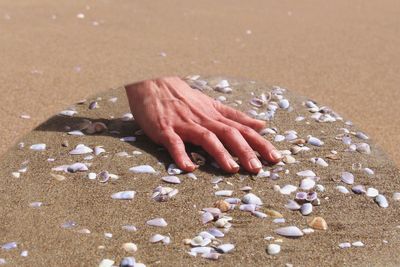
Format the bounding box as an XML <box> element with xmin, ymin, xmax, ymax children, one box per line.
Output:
<box><xmin>1</xmin><ymin>0</ymin><xmax>400</xmax><ymax>165</ymax></box>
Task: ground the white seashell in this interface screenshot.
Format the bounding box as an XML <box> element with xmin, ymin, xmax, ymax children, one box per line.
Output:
<box><xmin>167</xmin><ymin>163</ymin><xmax>183</xmax><ymax>175</ymax></box>
<box><xmin>285</xmin><ymin>200</ymin><xmax>301</xmax><ymax>210</ymax></box>
<box><xmin>267</xmin><ymin>244</ymin><xmax>281</xmax><ymax>255</ymax></box>
<box><xmin>300</xmin><ymin>178</ymin><xmax>316</xmax><ymax>190</ymax></box>
<box><xmin>242</xmin><ymin>193</ymin><xmax>263</xmax><ymax>205</ymax></box>
<box><xmin>20</xmin><ymin>250</ymin><xmax>28</xmax><ymax>257</ymax></box>
<box><xmin>375</xmin><ymin>194</ymin><xmax>388</xmax><ymax>208</ymax></box>
<box><xmin>215</xmin><ymin>218</ymin><xmax>230</xmax><ymax>228</ymax></box>
<box><xmin>191</xmin><ymin>246</ymin><xmax>213</xmax><ymax>255</ymax></box>
<box><xmin>129</xmin><ymin>165</ymin><xmax>156</xmax><ymax>174</ymax></box>
<box><xmin>30</xmin><ymin>143</ymin><xmax>46</xmax><ymax>151</ymax></box>
<box><xmin>307</xmin><ymin>136</ymin><xmax>324</xmax><ymax>147</ymax></box>
<box><xmin>191</xmin><ymin>236</ymin><xmax>211</xmax><ymax>247</ymax></box>
<box><xmin>207</xmin><ymin>228</ymin><xmax>224</xmax><ymax>238</ymax></box>
<box><xmin>1</xmin><ymin>242</ymin><xmax>17</xmax><ymax>250</ymax></box>
<box><xmin>215</xmin><ymin>79</ymin><xmax>230</xmax><ymax>89</ymax></box>
<box><xmin>122</xmin><ymin>225</ymin><xmax>137</xmax><ymax>232</ymax></box>
<box><xmin>104</xmin><ymin>233</ymin><xmax>112</xmax><ymax>239</ymax></box>
<box><xmin>199</xmin><ymin>231</ymin><xmax>216</xmax><ymax>240</ymax></box>
<box><xmin>300</xmin><ymin>203</ymin><xmax>313</xmax><ymax>216</ymax></box>
<box><xmin>280</xmin><ymin>185</ymin><xmax>297</xmax><ymax>195</ymax></box>
<box><xmin>161</xmin><ymin>176</ymin><xmax>181</xmax><ymax>184</ymax></box>
<box><xmin>305</xmin><ymin>100</ymin><xmax>318</xmax><ymax>109</ymax></box>
<box><xmin>202</xmin><ymin>212</ymin><xmax>214</xmax><ymax>224</ymax></box>
<box><xmin>88</xmin><ymin>172</ymin><xmax>97</xmax><ymax>180</ymax></box>
<box><xmin>68</xmin><ymin>130</ymin><xmax>84</xmax><ymax>136</ymax></box>
<box><xmin>120</xmin><ymin>136</ymin><xmax>136</xmax><ymax>142</ymax></box>
<box><xmin>275</xmin><ymin>226</ymin><xmax>304</xmax><ymax>237</ymax></box>
<box><xmin>257</xmin><ymin>170</ymin><xmax>270</xmax><ymax>178</ymax></box>
<box><xmin>225</xmin><ymin>198</ymin><xmax>241</xmax><ymax>204</ymax></box>
<box><xmin>59</xmin><ymin>110</ymin><xmax>77</xmax><ymax>117</ymax></box>
<box><xmin>217</xmin><ymin>244</ymin><xmax>235</xmax><ymax>253</ymax></box>
<box><xmin>215</xmin><ymin>190</ymin><xmax>233</xmax><ymax>197</ymax></box>
<box><xmin>98</xmin><ymin>171</ymin><xmax>110</xmax><ymax>183</ymax></box>
<box><xmin>355</xmin><ymin>132</ymin><xmax>369</xmax><ymax>140</ymax></box>
<box><xmin>120</xmin><ymin>257</ymin><xmax>136</xmax><ymax>267</ymax></box>
<box><xmin>67</xmin><ymin>163</ymin><xmax>88</xmax><ymax>173</ymax></box>
<box><xmin>201</xmin><ymin>252</ymin><xmax>221</xmax><ymax>260</ymax></box>
<box><xmin>278</xmin><ymin>99</ymin><xmax>290</xmax><ymax>109</ymax></box>
<box><xmin>240</xmin><ymin>204</ymin><xmax>257</xmax><ymax>212</ymax></box>
<box><xmin>302</xmin><ymin>228</ymin><xmax>315</xmax><ymax>234</ymax></box>
<box><xmin>295</xmin><ymin>116</ymin><xmax>305</xmax><ymax>122</ymax></box>
<box><xmin>99</xmin><ymin>259</ymin><xmax>115</xmax><ymax>267</ymax></box>
<box><xmin>121</xmin><ymin>113</ymin><xmax>134</xmax><ymax>121</ymax></box>
<box><xmin>240</xmin><ymin>186</ymin><xmax>252</xmax><ymax>191</ymax></box>
<box><xmin>146</xmin><ymin>218</ymin><xmax>168</xmax><ymax>227</ymax></box>
<box><xmin>393</xmin><ymin>192</ymin><xmax>400</xmax><ymax>201</ymax></box>
<box><xmin>216</xmin><ymin>95</ymin><xmax>226</xmax><ymax>102</ymax></box>
<box><xmin>111</xmin><ymin>191</ymin><xmax>136</xmax><ymax>200</ymax></box>
<box><xmin>69</xmin><ymin>144</ymin><xmax>93</xmax><ymax>155</ymax></box>
<box><xmin>285</xmin><ymin>132</ymin><xmax>297</xmax><ymax>141</ymax></box>
<box><xmin>339</xmin><ymin>242</ymin><xmax>351</xmax><ymax>249</ymax></box>
<box><xmin>352</xmin><ymin>241</ymin><xmax>364</xmax><ymax>247</ymax></box>
<box><xmin>122</xmin><ymin>242</ymin><xmax>137</xmax><ymax>253</ymax></box>
<box><xmin>341</xmin><ymin>172</ymin><xmax>354</xmax><ymax>185</ymax></box>
<box><xmin>363</xmin><ymin>168</ymin><xmax>374</xmax><ymax>176</ymax></box>
<box><xmin>274</xmin><ymin>135</ymin><xmax>285</xmax><ymax>142</ymax></box>
<box><xmin>316</xmin><ymin>184</ymin><xmax>325</xmax><ymax>192</ymax></box>
<box><xmin>12</xmin><ymin>172</ymin><xmax>20</xmax><ymax>178</ymax></box>
<box><xmin>311</xmin><ymin>157</ymin><xmax>328</xmax><ymax>167</ymax></box>
<box><xmin>355</xmin><ymin>143</ymin><xmax>371</xmax><ymax>154</ymax></box>
<box><xmin>252</xmin><ymin>211</ymin><xmax>267</xmax><ymax>218</ymax></box>
<box><xmin>29</xmin><ymin>202</ymin><xmax>43</xmax><ymax>208</ymax></box>
<box><xmin>366</xmin><ymin>187</ymin><xmax>379</xmax><ymax>198</ymax></box>
<box><xmin>336</xmin><ymin>185</ymin><xmax>350</xmax><ymax>194</ymax></box>
<box><xmin>296</xmin><ymin>170</ymin><xmax>316</xmax><ymax>177</ymax></box>
<box><xmin>351</xmin><ymin>185</ymin><xmax>366</xmax><ymax>194</ymax></box>
<box><xmin>94</xmin><ymin>146</ymin><xmax>105</xmax><ymax>156</ymax></box>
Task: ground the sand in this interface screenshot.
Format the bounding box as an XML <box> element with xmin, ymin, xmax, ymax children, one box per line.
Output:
<box><xmin>0</xmin><ymin>0</ymin><xmax>400</xmax><ymax>166</ymax></box>
<box><xmin>0</xmin><ymin>76</ymin><xmax>399</xmax><ymax>266</ymax></box>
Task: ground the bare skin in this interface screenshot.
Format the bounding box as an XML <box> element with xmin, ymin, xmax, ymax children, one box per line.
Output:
<box><xmin>125</xmin><ymin>76</ymin><xmax>282</xmax><ymax>174</ymax></box>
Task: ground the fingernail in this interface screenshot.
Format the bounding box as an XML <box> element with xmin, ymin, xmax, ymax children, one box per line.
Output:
<box><xmin>249</xmin><ymin>158</ymin><xmax>262</xmax><ymax>170</ymax></box>
<box><xmin>185</xmin><ymin>161</ymin><xmax>195</xmax><ymax>169</ymax></box>
<box><xmin>270</xmin><ymin>149</ymin><xmax>283</xmax><ymax>161</ymax></box>
<box><xmin>228</xmin><ymin>158</ymin><xmax>239</xmax><ymax>170</ymax></box>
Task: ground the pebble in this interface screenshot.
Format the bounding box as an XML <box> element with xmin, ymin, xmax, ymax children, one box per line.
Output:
<box><xmin>267</xmin><ymin>244</ymin><xmax>281</xmax><ymax>255</ymax></box>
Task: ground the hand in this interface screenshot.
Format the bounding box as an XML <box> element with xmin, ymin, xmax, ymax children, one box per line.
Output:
<box><xmin>125</xmin><ymin>76</ymin><xmax>282</xmax><ymax>174</ymax></box>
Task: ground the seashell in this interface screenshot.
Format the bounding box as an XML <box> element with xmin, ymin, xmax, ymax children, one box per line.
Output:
<box><xmin>302</xmin><ymin>228</ymin><xmax>315</xmax><ymax>234</ymax></box>
<box><xmin>307</xmin><ymin>217</ymin><xmax>328</xmax><ymax>230</ymax></box>
<box><xmin>104</xmin><ymin>233</ymin><xmax>112</xmax><ymax>239</ymax></box>
<box><xmin>211</xmin><ymin>177</ymin><xmax>223</xmax><ymax>184</ymax></box>
<box><xmin>215</xmin><ymin>190</ymin><xmax>233</xmax><ymax>197</ymax></box>
<box><xmin>201</xmin><ymin>252</ymin><xmax>221</xmax><ymax>260</ymax></box>
<box><xmin>202</xmin><ymin>208</ymin><xmax>221</xmax><ymax>216</ymax></box>
<box><xmin>29</xmin><ymin>202</ymin><xmax>43</xmax><ymax>208</ymax></box>
<box><xmin>215</xmin><ymin>218</ymin><xmax>230</xmax><ymax>228</ymax></box>
<box><xmin>88</xmin><ymin>101</ymin><xmax>98</xmax><ymax>110</ymax></box>
<box><xmin>216</xmin><ymin>244</ymin><xmax>235</xmax><ymax>253</ymax></box>
<box><xmin>300</xmin><ymin>203</ymin><xmax>313</xmax><ymax>216</ymax></box>
<box><xmin>252</xmin><ymin>211</ymin><xmax>267</xmax><ymax>218</ymax></box>
<box><xmin>191</xmin><ymin>152</ymin><xmax>206</xmax><ymax>165</ymax></box>
<box><xmin>86</xmin><ymin>122</ymin><xmax>108</xmax><ymax>134</ymax></box>
<box><xmin>290</xmin><ymin>145</ymin><xmax>303</xmax><ymax>155</ymax></box>
<box><xmin>341</xmin><ymin>172</ymin><xmax>354</xmax><ymax>185</ymax></box>
<box><xmin>122</xmin><ymin>243</ymin><xmax>137</xmax><ymax>253</ymax></box>
<box><xmin>161</xmin><ymin>175</ymin><xmax>181</xmax><ymax>184</ymax></box>
<box><xmin>98</xmin><ymin>171</ymin><xmax>110</xmax><ymax>183</ymax></box>
<box><xmin>111</xmin><ymin>191</ymin><xmax>136</xmax><ymax>200</ymax></box>
<box><xmin>257</xmin><ymin>169</ymin><xmax>270</xmax><ymax>178</ymax></box>
<box><xmin>121</xmin><ymin>113</ymin><xmax>134</xmax><ymax>121</ymax></box>
<box><xmin>99</xmin><ymin>259</ymin><xmax>115</xmax><ymax>267</ymax></box>
<box><xmin>295</xmin><ymin>116</ymin><xmax>305</xmax><ymax>122</ymax></box>
<box><xmin>207</xmin><ymin>228</ymin><xmax>224</xmax><ymax>238</ymax></box>
<box><xmin>355</xmin><ymin>143</ymin><xmax>371</xmax><ymax>154</ymax></box>
<box><xmin>167</xmin><ymin>163</ymin><xmax>183</xmax><ymax>175</ymax></box>
<box><xmin>339</xmin><ymin>242</ymin><xmax>351</xmax><ymax>249</ymax></box>
<box><xmin>296</xmin><ymin>170</ymin><xmax>316</xmax><ymax>177</ymax></box>
<box><xmin>20</xmin><ymin>250</ymin><xmax>28</xmax><ymax>257</ymax></box>
<box><xmin>67</xmin><ymin>163</ymin><xmax>88</xmax><ymax>173</ymax></box>
<box><xmin>375</xmin><ymin>194</ymin><xmax>389</xmax><ymax>208</ymax></box>
<box><xmin>122</xmin><ymin>225</ymin><xmax>137</xmax><ymax>232</ymax></box>
<box><xmin>366</xmin><ymin>187</ymin><xmax>379</xmax><ymax>197</ymax></box>
<box><xmin>300</xmin><ymin>178</ymin><xmax>316</xmax><ymax>190</ymax></box>
<box><xmin>214</xmin><ymin>200</ymin><xmax>230</xmax><ymax>212</ymax></box>
<box><xmin>120</xmin><ymin>257</ymin><xmax>136</xmax><ymax>267</ymax></box>
<box><xmin>59</xmin><ymin>110</ymin><xmax>77</xmax><ymax>117</ymax></box>
<box><xmin>68</xmin><ymin>130</ymin><xmax>84</xmax><ymax>136</ymax></box>
<box><xmin>342</xmin><ymin>136</ymin><xmax>352</xmax><ymax>145</ymax></box>
<box><xmin>240</xmin><ymin>204</ymin><xmax>257</xmax><ymax>212</ymax></box>
<box><xmin>315</xmin><ymin>184</ymin><xmax>325</xmax><ymax>192</ymax></box>
<box><xmin>30</xmin><ymin>143</ymin><xmax>46</xmax><ymax>151</ymax></box>
<box><xmin>215</xmin><ymin>79</ymin><xmax>230</xmax><ymax>89</ymax></box>
<box><xmin>187</xmin><ymin>173</ymin><xmax>197</xmax><ymax>180</ymax></box>
<box><xmin>224</xmin><ymin>198</ymin><xmax>241</xmax><ymax>204</ymax></box>
<box><xmin>283</xmin><ymin>155</ymin><xmax>296</xmax><ymax>164</ymax></box>
<box><xmin>216</xmin><ymin>95</ymin><xmax>226</xmax><ymax>102</ymax></box>
<box><xmin>336</xmin><ymin>185</ymin><xmax>350</xmax><ymax>194</ymax></box>
<box><xmin>275</xmin><ymin>226</ymin><xmax>304</xmax><ymax>238</ymax></box>
<box><xmin>307</xmin><ymin>136</ymin><xmax>324</xmax><ymax>147</ymax></box>
<box><xmin>307</xmin><ymin>192</ymin><xmax>318</xmax><ymax>202</ymax></box>
<box><xmin>199</xmin><ymin>231</ymin><xmax>216</xmax><ymax>240</ymax></box>
<box><xmin>108</xmin><ymin>97</ymin><xmax>118</xmax><ymax>103</ymax></box>
<box><xmin>311</xmin><ymin>157</ymin><xmax>329</xmax><ymax>167</ymax></box>
<box><xmin>280</xmin><ymin>185</ymin><xmax>297</xmax><ymax>195</ymax></box>
<box><xmin>267</xmin><ymin>244</ymin><xmax>281</xmax><ymax>255</ymax></box>
<box><xmin>146</xmin><ymin>218</ymin><xmax>168</xmax><ymax>227</ymax></box>
<box><xmin>190</xmin><ymin>236</ymin><xmax>211</xmax><ymax>247</ymax></box>
<box><xmin>393</xmin><ymin>192</ymin><xmax>400</xmax><ymax>201</ymax></box>
<box><xmin>250</xmin><ymin>98</ymin><xmax>265</xmax><ymax>107</ymax></box>
<box><xmin>61</xmin><ymin>220</ymin><xmax>77</xmax><ymax>229</ymax></box>
<box><xmin>363</xmin><ymin>168</ymin><xmax>374</xmax><ymax>176</ymax></box>
<box><xmin>94</xmin><ymin>146</ymin><xmax>105</xmax><ymax>156</ymax></box>
<box><xmin>351</xmin><ymin>185</ymin><xmax>366</xmax><ymax>194</ymax></box>
<box><xmin>201</xmin><ymin>212</ymin><xmax>214</xmax><ymax>224</ymax></box>
<box><xmin>120</xmin><ymin>136</ymin><xmax>136</xmax><ymax>142</ymax></box>
<box><xmin>278</xmin><ymin>99</ymin><xmax>289</xmax><ymax>109</ymax></box>
<box><xmin>285</xmin><ymin>200</ymin><xmax>301</xmax><ymax>210</ymax></box>
<box><xmin>352</xmin><ymin>241</ymin><xmax>364</xmax><ymax>247</ymax></box>
<box><xmin>129</xmin><ymin>165</ymin><xmax>156</xmax><ymax>174</ymax></box>
<box><xmin>305</xmin><ymin>100</ymin><xmax>318</xmax><ymax>109</ymax></box>
<box><xmin>69</xmin><ymin>144</ymin><xmax>93</xmax><ymax>155</ymax></box>
<box><xmin>191</xmin><ymin>246</ymin><xmax>213</xmax><ymax>255</ymax></box>
<box><xmin>242</xmin><ymin>193</ymin><xmax>263</xmax><ymax>205</ymax></box>
<box><xmin>12</xmin><ymin>172</ymin><xmax>20</xmax><ymax>178</ymax></box>
<box><xmin>355</xmin><ymin>131</ymin><xmax>369</xmax><ymax>140</ymax></box>
<box><xmin>265</xmin><ymin>209</ymin><xmax>283</xmax><ymax>218</ymax></box>
<box><xmin>274</xmin><ymin>135</ymin><xmax>285</xmax><ymax>142</ymax></box>
<box><xmin>76</xmin><ymin>228</ymin><xmax>91</xmax><ymax>234</ymax></box>
<box><xmin>240</xmin><ymin>186</ymin><xmax>252</xmax><ymax>192</ymax></box>
<box><xmin>326</xmin><ymin>154</ymin><xmax>340</xmax><ymax>160</ymax></box>
<box><xmin>87</xmin><ymin>172</ymin><xmax>96</xmax><ymax>180</ymax></box>
<box><xmin>1</xmin><ymin>242</ymin><xmax>17</xmax><ymax>250</ymax></box>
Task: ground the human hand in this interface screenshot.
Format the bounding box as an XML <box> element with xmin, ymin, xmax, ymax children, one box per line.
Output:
<box><xmin>125</xmin><ymin>76</ymin><xmax>282</xmax><ymax>174</ymax></box>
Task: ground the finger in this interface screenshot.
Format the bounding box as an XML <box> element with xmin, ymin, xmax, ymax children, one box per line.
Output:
<box><xmin>202</xmin><ymin>120</ymin><xmax>263</xmax><ymax>174</ymax></box>
<box><xmin>218</xmin><ymin>117</ymin><xmax>282</xmax><ymax>164</ymax></box>
<box><xmin>175</xmin><ymin>124</ymin><xmax>240</xmax><ymax>173</ymax></box>
<box><xmin>159</xmin><ymin>128</ymin><xmax>196</xmax><ymax>172</ymax></box>
<box><xmin>214</xmin><ymin>102</ymin><xmax>266</xmax><ymax>131</ymax></box>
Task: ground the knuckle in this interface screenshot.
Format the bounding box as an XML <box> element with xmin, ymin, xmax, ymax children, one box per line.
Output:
<box><xmin>221</xmin><ymin>126</ymin><xmax>238</xmax><ymax>136</ymax></box>
<box><xmin>240</xmin><ymin>126</ymin><xmax>256</xmax><ymax>136</ymax></box>
<box><xmin>200</xmin><ymin>130</ymin><xmax>216</xmax><ymax>142</ymax></box>
<box><xmin>240</xmin><ymin>146</ymin><xmax>256</xmax><ymax>158</ymax></box>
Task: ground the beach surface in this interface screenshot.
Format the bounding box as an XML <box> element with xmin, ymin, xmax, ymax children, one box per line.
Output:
<box><xmin>0</xmin><ymin>0</ymin><xmax>400</xmax><ymax>165</ymax></box>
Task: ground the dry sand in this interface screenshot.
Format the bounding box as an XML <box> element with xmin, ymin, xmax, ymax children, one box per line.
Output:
<box><xmin>0</xmin><ymin>0</ymin><xmax>400</xmax><ymax>165</ymax></box>
<box><xmin>0</xmin><ymin>76</ymin><xmax>399</xmax><ymax>266</ymax></box>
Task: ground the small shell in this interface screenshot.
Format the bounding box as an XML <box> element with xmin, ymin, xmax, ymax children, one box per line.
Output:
<box><xmin>146</xmin><ymin>218</ymin><xmax>168</xmax><ymax>227</ymax></box>
<box><xmin>300</xmin><ymin>178</ymin><xmax>315</xmax><ymax>190</ymax></box>
<box><xmin>67</xmin><ymin>163</ymin><xmax>88</xmax><ymax>173</ymax></box>
<box><xmin>341</xmin><ymin>172</ymin><xmax>354</xmax><ymax>185</ymax></box>
<box><xmin>120</xmin><ymin>257</ymin><xmax>136</xmax><ymax>267</ymax></box>
<box><xmin>161</xmin><ymin>176</ymin><xmax>181</xmax><ymax>184</ymax></box>
<box><xmin>393</xmin><ymin>192</ymin><xmax>400</xmax><ymax>201</ymax></box>
<box><xmin>339</xmin><ymin>242</ymin><xmax>351</xmax><ymax>249</ymax></box>
<box><xmin>363</xmin><ymin>168</ymin><xmax>374</xmax><ymax>176</ymax></box>
<box><xmin>267</xmin><ymin>244</ymin><xmax>281</xmax><ymax>255</ymax></box>
<box><xmin>201</xmin><ymin>252</ymin><xmax>221</xmax><ymax>260</ymax></box>
<box><xmin>207</xmin><ymin>228</ymin><xmax>224</xmax><ymax>238</ymax></box>
<box><xmin>59</xmin><ymin>110</ymin><xmax>77</xmax><ymax>117</ymax></box>
<box><xmin>355</xmin><ymin>131</ymin><xmax>369</xmax><ymax>140</ymax></box>
<box><xmin>30</xmin><ymin>143</ymin><xmax>46</xmax><ymax>151</ymax></box>
<box><xmin>190</xmin><ymin>236</ymin><xmax>211</xmax><ymax>247</ymax></box>
<box><xmin>240</xmin><ymin>204</ymin><xmax>257</xmax><ymax>212</ymax></box>
<box><xmin>215</xmin><ymin>190</ymin><xmax>233</xmax><ymax>197</ymax></box>
<box><xmin>352</xmin><ymin>241</ymin><xmax>365</xmax><ymax>247</ymax></box>
<box><xmin>283</xmin><ymin>155</ymin><xmax>296</xmax><ymax>164</ymax></box>
<box><xmin>94</xmin><ymin>146</ymin><xmax>105</xmax><ymax>156</ymax></box>
<box><xmin>242</xmin><ymin>193</ymin><xmax>263</xmax><ymax>205</ymax></box>
<box><xmin>307</xmin><ymin>136</ymin><xmax>324</xmax><ymax>147</ymax></box>
<box><xmin>307</xmin><ymin>217</ymin><xmax>327</xmax><ymax>230</ymax></box>
<box><xmin>214</xmin><ymin>200</ymin><xmax>230</xmax><ymax>212</ymax></box>
<box><xmin>280</xmin><ymin>185</ymin><xmax>297</xmax><ymax>195</ymax></box>
<box><xmin>149</xmin><ymin>234</ymin><xmax>166</xmax><ymax>243</ymax></box>
<box><xmin>69</xmin><ymin>144</ymin><xmax>93</xmax><ymax>155</ymax></box>
<box><xmin>336</xmin><ymin>185</ymin><xmax>350</xmax><ymax>194</ymax></box>
<box><xmin>88</xmin><ymin>101</ymin><xmax>98</xmax><ymax>110</ymax></box>
<box><xmin>296</xmin><ymin>170</ymin><xmax>316</xmax><ymax>177</ymax></box>
<box><xmin>191</xmin><ymin>152</ymin><xmax>206</xmax><ymax>165</ymax></box>
<box><xmin>274</xmin><ymin>135</ymin><xmax>285</xmax><ymax>142</ymax></box>
<box><xmin>201</xmin><ymin>212</ymin><xmax>214</xmax><ymax>224</ymax></box>
<box><xmin>120</xmin><ymin>136</ymin><xmax>136</xmax><ymax>142</ymax></box>
<box><xmin>252</xmin><ymin>211</ymin><xmax>267</xmax><ymax>218</ymax></box>
<box><xmin>375</xmin><ymin>194</ymin><xmax>389</xmax><ymax>208</ymax></box>
<box><xmin>99</xmin><ymin>259</ymin><xmax>115</xmax><ymax>267</ymax></box>
<box><xmin>191</xmin><ymin>246</ymin><xmax>213</xmax><ymax>255</ymax></box>
<box><xmin>285</xmin><ymin>200</ymin><xmax>301</xmax><ymax>211</ymax></box>
<box><xmin>111</xmin><ymin>191</ymin><xmax>136</xmax><ymax>200</ymax></box>
<box><xmin>275</xmin><ymin>226</ymin><xmax>304</xmax><ymax>237</ymax></box>
<box><xmin>355</xmin><ymin>143</ymin><xmax>371</xmax><ymax>154</ymax></box>
<box><xmin>167</xmin><ymin>163</ymin><xmax>183</xmax><ymax>175</ymax></box>
<box><xmin>300</xmin><ymin>203</ymin><xmax>313</xmax><ymax>216</ymax></box>
<box><xmin>265</xmin><ymin>209</ymin><xmax>283</xmax><ymax>218</ymax></box>
<box><xmin>217</xmin><ymin>244</ymin><xmax>235</xmax><ymax>253</ymax></box>
<box><xmin>311</xmin><ymin>157</ymin><xmax>329</xmax><ymax>167</ymax></box>
<box><xmin>87</xmin><ymin>172</ymin><xmax>97</xmax><ymax>180</ymax></box>
<box><xmin>278</xmin><ymin>99</ymin><xmax>290</xmax><ymax>109</ymax></box>
<box><xmin>1</xmin><ymin>242</ymin><xmax>17</xmax><ymax>250</ymax></box>
<box><xmin>122</xmin><ymin>242</ymin><xmax>137</xmax><ymax>253</ymax></box>
<box><xmin>351</xmin><ymin>185</ymin><xmax>366</xmax><ymax>194</ymax></box>
<box><xmin>129</xmin><ymin>165</ymin><xmax>156</xmax><ymax>174</ymax></box>
<box><xmin>366</xmin><ymin>187</ymin><xmax>379</xmax><ymax>198</ymax></box>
